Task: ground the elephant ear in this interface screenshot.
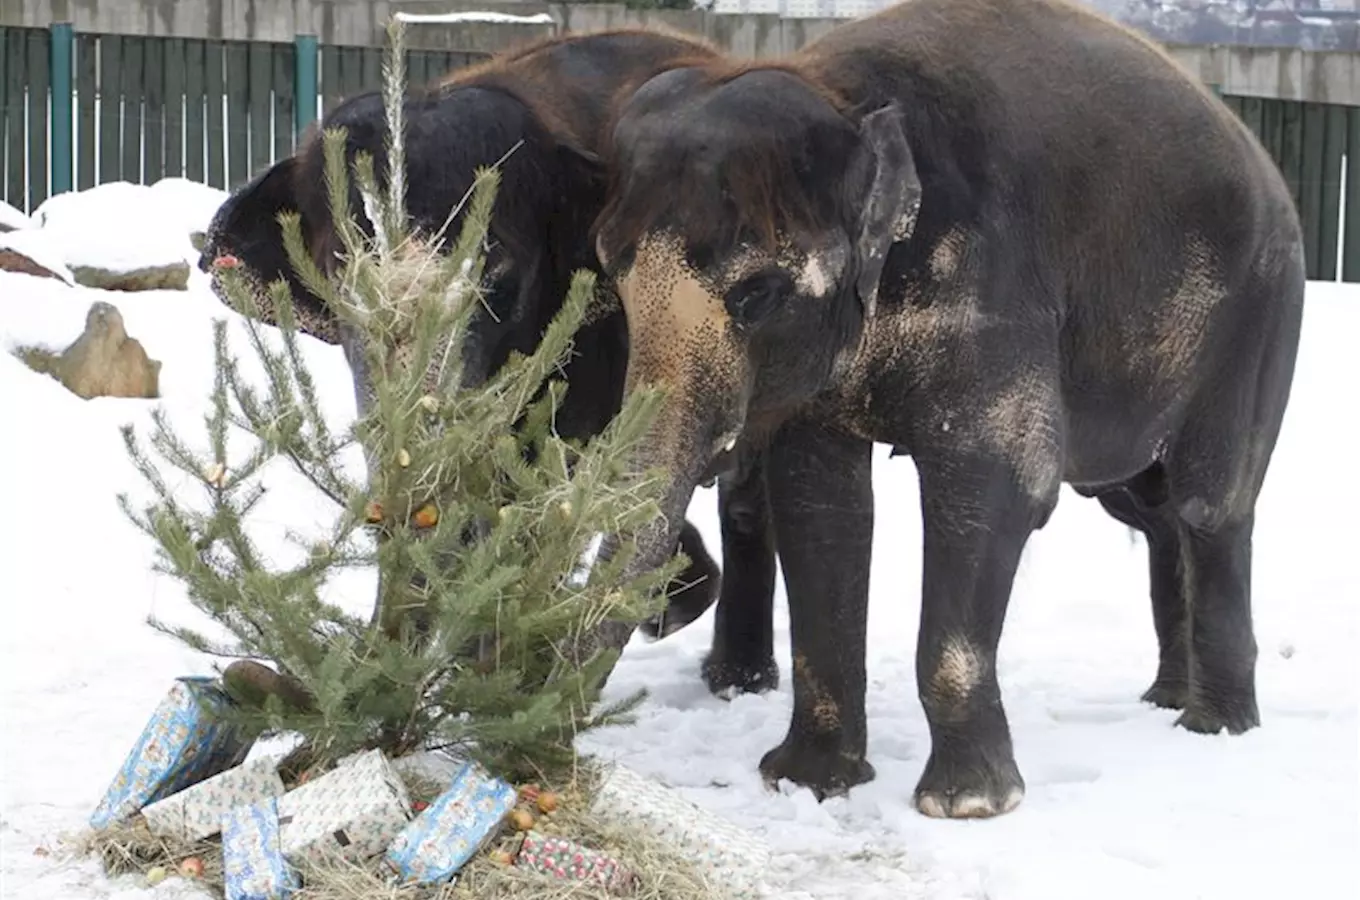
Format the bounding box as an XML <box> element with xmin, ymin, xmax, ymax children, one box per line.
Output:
<box><xmin>850</xmin><ymin>102</ymin><xmax>921</xmax><ymax>318</ymax></box>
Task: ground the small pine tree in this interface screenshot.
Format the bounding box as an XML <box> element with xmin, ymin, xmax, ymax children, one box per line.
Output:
<box><xmin>116</xmin><ymin>19</ymin><xmax>683</xmax><ymax>782</ymax></box>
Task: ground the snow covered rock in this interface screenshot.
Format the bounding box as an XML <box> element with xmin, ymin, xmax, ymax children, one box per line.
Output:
<box><xmin>0</xmin><ymin>249</ymin><xmax>65</xmax><ymax>282</ymax></box>
<box><xmin>0</xmin><ymin>199</ymin><xmax>31</xmax><ymax>233</ymax></box>
<box><xmin>69</xmin><ymin>261</ymin><xmax>191</xmax><ymax>292</ymax></box>
<box><xmin>47</xmin><ymin>300</ymin><xmax>162</xmax><ymax>400</ymax></box>
<box><xmin>0</xmin><ymin>230</ymin><xmax>75</xmax><ymax>284</ymax></box>
<box><xmin>146</xmin><ymin>177</ymin><xmax>230</xmax><ymax>232</ymax></box>
<box><xmin>145</xmin><ymin>177</ymin><xmax>230</xmax><ymax>252</ymax></box>
<box><xmin>29</xmin><ymin>180</ymin><xmax>227</xmax><ymax>292</ymax></box>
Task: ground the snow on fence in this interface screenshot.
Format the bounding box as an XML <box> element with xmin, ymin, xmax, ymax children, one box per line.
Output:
<box><xmin>2</xmin><ymin>20</ymin><xmax>1359</xmax><ymax>283</ymax></box>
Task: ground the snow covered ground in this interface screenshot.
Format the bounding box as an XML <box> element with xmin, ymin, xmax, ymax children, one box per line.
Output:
<box><xmin>0</xmin><ymin>183</ymin><xmax>1355</xmax><ymax>900</ymax></box>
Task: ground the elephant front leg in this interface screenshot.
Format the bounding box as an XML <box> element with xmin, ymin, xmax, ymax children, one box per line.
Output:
<box><xmin>757</xmin><ymin>421</ymin><xmax>875</xmax><ymax>800</ymax></box>
<box><xmin>703</xmin><ymin>450</ymin><xmax>780</xmax><ymax>697</ymax></box>
<box><xmin>911</xmin><ymin>450</ymin><xmax>1058</xmax><ymax>819</ymax></box>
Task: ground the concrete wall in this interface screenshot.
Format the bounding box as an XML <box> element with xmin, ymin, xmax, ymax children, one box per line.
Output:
<box><xmin>4</xmin><ymin>0</ymin><xmax>1360</xmax><ymax>104</ymax></box>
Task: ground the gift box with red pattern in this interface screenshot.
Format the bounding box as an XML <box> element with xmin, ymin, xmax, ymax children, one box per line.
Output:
<box><xmin>514</xmin><ymin>830</ymin><xmax>637</xmax><ymax>895</ymax></box>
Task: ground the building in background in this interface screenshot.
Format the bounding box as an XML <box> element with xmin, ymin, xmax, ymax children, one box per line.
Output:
<box><xmin>704</xmin><ymin>0</ymin><xmax>1360</xmax><ymax>50</ymax></box>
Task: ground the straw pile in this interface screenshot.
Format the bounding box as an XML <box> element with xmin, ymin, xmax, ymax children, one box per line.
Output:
<box><xmin>66</xmin><ymin>757</ymin><xmax>723</xmax><ymax>900</ymax></box>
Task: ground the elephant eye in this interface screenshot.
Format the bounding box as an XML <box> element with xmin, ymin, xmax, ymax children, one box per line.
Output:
<box><xmin>725</xmin><ymin>269</ymin><xmax>791</xmax><ymax>325</ymax></box>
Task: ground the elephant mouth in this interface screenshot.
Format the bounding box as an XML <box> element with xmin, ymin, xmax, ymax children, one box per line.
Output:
<box><xmin>697</xmin><ymin>435</ymin><xmax>741</xmax><ymax>488</ymax></box>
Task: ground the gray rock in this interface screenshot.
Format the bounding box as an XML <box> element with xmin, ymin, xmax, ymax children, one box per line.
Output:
<box><xmin>70</xmin><ymin>261</ymin><xmax>191</xmax><ymax>292</ymax></box>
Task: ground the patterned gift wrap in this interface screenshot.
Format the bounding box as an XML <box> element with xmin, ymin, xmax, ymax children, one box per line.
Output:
<box><xmin>589</xmin><ymin>764</ymin><xmax>771</xmax><ymax>899</ymax></box>
<box><xmin>277</xmin><ymin>748</ymin><xmax>413</xmax><ymax>868</ymax></box>
<box><xmin>384</xmin><ymin>759</ymin><xmax>517</xmax><ymax>884</ymax></box>
<box><xmin>89</xmin><ymin>676</ymin><xmax>250</xmax><ymax>830</ymax></box>
<box><xmin>223</xmin><ymin>796</ymin><xmax>301</xmax><ymax>900</ymax></box>
<box><xmin>514</xmin><ymin>831</ymin><xmax>637</xmax><ymax>895</ymax></box>
<box><xmin>142</xmin><ymin>757</ymin><xmax>287</xmax><ymax>841</ymax></box>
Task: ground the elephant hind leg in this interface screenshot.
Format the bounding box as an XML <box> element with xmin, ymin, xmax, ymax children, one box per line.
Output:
<box><xmin>1096</xmin><ymin>467</ymin><xmax>1191</xmax><ymax>711</ymax></box>
<box><xmin>1148</xmin><ymin>282</ymin><xmax>1300</xmax><ymax>736</ymax></box>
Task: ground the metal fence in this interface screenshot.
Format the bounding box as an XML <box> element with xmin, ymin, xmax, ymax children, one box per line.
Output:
<box><xmin>0</xmin><ymin>24</ymin><xmax>488</xmax><ymax>211</ymax></box>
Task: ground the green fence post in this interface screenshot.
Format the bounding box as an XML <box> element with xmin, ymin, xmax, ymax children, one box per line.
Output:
<box><xmin>294</xmin><ymin>33</ymin><xmax>318</xmax><ymax>140</ymax></box>
<box><xmin>49</xmin><ymin>22</ymin><xmax>74</xmax><ymax>196</ymax></box>
<box><xmin>1208</xmin><ymin>82</ymin><xmax>1223</xmax><ymax>99</ymax></box>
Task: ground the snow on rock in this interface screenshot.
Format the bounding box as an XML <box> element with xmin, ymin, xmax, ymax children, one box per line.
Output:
<box><xmin>0</xmin><ymin>179</ymin><xmax>1355</xmax><ymax>900</ymax></box>
<box><xmin>0</xmin><ymin>229</ymin><xmax>76</xmax><ymax>285</ymax></box>
<box><xmin>1</xmin><ymin>198</ymin><xmax>31</xmax><ymax>233</ymax></box>
<box><xmin>147</xmin><ymin>178</ymin><xmax>231</xmax><ymax>253</ymax></box>
<box><xmin>29</xmin><ymin>182</ymin><xmax>213</xmax><ymax>291</ymax></box>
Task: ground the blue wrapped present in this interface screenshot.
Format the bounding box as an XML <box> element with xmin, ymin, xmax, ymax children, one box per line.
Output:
<box><xmin>223</xmin><ymin>796</ymin><xmax>301</xmax><ymax>900</ymax></box>
<box><xmin>384</xmin><ymin>759</ymin><xmax>517</xmax><ymax>884</ymax></box>
<box><xmin>90</xmin><ymin>676</ymin><xmax>250</xmax><ymax>830</ymax></box>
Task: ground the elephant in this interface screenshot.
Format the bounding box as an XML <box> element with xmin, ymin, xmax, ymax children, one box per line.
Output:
<box><xmin>198</xmin><ymin>27</ymin><xmax>781</xmax><ymax>677</ymax></box>
<box><xmin>586</xmin><ymin>0</ymin><xmax>1305</xmax><ymax>818</ymax></box>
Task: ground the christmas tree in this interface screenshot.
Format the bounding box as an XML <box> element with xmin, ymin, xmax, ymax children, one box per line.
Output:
<box><xmin>116</xmin><ymin>19</ymin><xmax>683</xmax><ymax>783</ymax></box>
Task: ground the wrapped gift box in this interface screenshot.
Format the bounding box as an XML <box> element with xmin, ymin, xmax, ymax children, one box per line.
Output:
<box><xmin>385</xmin><ymin>759</ymin><xmax>517</xmax><ymax>884</ymax></box>
<box><xmin>515</xmin><ymin>830</ymin><xmax>637</xmax><ymax>895</ymax></box>
<box><xmin>277</xmin><ymin>748</ymin><xmax>413</xmax><ymax>868</ymax></box>
<box><xmin>223</xmin><ymin>796</ymin><xmax>301</xmax><ymax>900</ymax></box>
<box><xmin>589</xmin><ymin>764</ymin><xmax>771</xmax><ymax>899</ymax></box>
<box><xmin>142</xmin><ymin>757</ymin><xmax>286</xmax><ymax>841</ymax></box>
<box><xmin>90</xmin><ymin>676</ymin><xmax>250</xmax><ymax>830</ymax></box>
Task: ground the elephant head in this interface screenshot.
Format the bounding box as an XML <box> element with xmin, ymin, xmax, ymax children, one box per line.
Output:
<box><xmin>588</xmin><ymin>64</ymin><xmax>921</xmax><ymax>601</ymax></box>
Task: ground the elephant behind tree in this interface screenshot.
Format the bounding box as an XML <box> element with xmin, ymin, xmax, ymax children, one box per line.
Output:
<box><xmin>199</xmin><ymin>28</ymin><xmax>781</xmax><ymax>673</ymax></box>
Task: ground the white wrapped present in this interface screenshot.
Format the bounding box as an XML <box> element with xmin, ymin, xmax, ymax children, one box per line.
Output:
<box><xmin>589</xmin><ymin>764</ymin><xmax>771</xmax><ymax>899</ymax></box>
<box><xmin>277</xmin><ymin>748</ymin><xmax>413</xmax><ymax>867</ymax></box>
<box><xmin>142</xmin><ymin>757</ymin><xmax>286</xmax><ymax>841</ymax></box>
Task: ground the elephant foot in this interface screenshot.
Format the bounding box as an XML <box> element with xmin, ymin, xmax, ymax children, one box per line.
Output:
<box><xmin>1140</xmin><ymin>678</ymin><xmax>1189</xmax><ymax>711</ymax></box>
<box><xmin>1175</xmin><ymin>695</ymin><xmax>1260</xmax><ymax>736</ymax></box>
<box><xmin>702</xmin><ymin>650</ymin><xmax>779</xmax><ymax>699</ymax></box>
<box><xmin>912</xmin><ymin>744</ymin><xmax>1025</xmax><ymax>820</ymax></box>
<box><xmin>759</xmin><ymin>738</ymin><xmax>875</xmax><ymax>801</ymax></box>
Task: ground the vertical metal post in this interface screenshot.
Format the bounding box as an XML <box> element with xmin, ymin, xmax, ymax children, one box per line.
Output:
<box><xmin>49</xmin><ymin>22</ymin><xmax>74</xmax><ymax>196</ymax></box>
<box><xmin>294</xmin><ymin>33</ymin><xmax>318</xmax><ymax>141</ymax></box>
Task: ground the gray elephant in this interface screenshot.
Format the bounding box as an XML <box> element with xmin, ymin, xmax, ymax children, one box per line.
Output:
<box><xmin>586</xmin><ymin>0</ymin><xmax>1305</xmax><ymax>819</ymax></box>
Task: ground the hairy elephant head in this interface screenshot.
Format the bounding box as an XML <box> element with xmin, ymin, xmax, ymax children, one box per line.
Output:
<box><xmin>590</xmin><ymin>64</ymin><xmax>921</xmax><ymax>588</ymax></box>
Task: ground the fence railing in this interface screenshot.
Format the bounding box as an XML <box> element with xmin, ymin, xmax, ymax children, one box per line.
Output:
<box><xmin>1</xmin><ymin>23</ymin><xmax>488</xmax><ymax>213</ymax></box>
<box><xmin>2</xmin><ymin>21</ymin><xmax>1359</xmax><ymax>283</ymax></box>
